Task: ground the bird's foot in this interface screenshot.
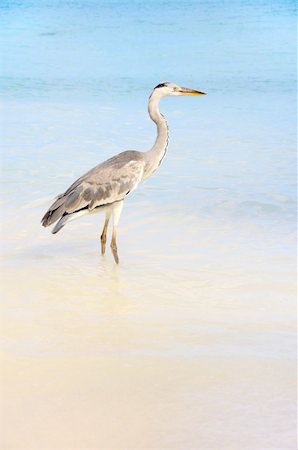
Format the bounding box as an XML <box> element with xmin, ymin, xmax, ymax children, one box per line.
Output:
<box><xmin>111</xmin><ymin>244</ymin><xmax>119</xmax><ymax>264</ymax></box>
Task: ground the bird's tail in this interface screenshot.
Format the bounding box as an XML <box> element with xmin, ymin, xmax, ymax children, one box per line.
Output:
<box><xmin>51</xmin><ymin>215</ymin><xmax>69</xmax><ymax>234</ymax></box>
<box><xmin>51</xmin><ymin>209</ymin><xmax>90</xmax><ymax>234</ymax></box>
<box><xmin>42</xmin><ymin>193</ymin><xmax>92</xmax><ymax>234</ymax></box>
<box><xmin>41</xmin><ymin>194</ymin><xmax>67</xmax><ymax>228</ymax></box>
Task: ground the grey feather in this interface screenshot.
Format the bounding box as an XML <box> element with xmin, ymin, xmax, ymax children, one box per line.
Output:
<box><xmin>52</xmin><ymin>216</ymin><xmax>68</xmax><ymax>234</ymax></box>
<box><xmin>41</xmin><ymin>150</ymin><xmax>145</xmax><ymax>229</ymax></box>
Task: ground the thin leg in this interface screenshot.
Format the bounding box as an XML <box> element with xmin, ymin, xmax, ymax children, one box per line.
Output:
<box><xmin>110</xmin><ymin>201</ymin><xmax>123</xmax><ymax>264</ymax></box>
<box><xmin>100</xmin><ymin>211</ymin><xmax>111</xmax><ymax>256</ymax></box>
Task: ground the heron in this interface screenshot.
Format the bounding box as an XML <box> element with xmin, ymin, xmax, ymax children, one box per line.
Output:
<box><xmin>41</xmin><ymin>82</ymin><xmax>206</xmax><ymax>263</ymax></box>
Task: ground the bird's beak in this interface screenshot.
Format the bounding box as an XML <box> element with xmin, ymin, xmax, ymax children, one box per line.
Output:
<box><xmin>178</xmin><ymin>87</ymin><xmax>206</xmax><ymax>96</ymax></box>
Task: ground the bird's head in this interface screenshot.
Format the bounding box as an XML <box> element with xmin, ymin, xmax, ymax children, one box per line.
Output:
<box><xmin>152</xmin><ymin>81</ymin><xmax>206</xmax><ymax>98</ymax></box>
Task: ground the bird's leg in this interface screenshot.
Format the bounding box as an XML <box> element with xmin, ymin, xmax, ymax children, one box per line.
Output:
<box><xmin>110</xmin><ymin>201</ymin><xmax>123</xmax><ymax>264</ymax></box>
<box><xmin>110</xmin><ymin>230</ymin><xmax>119</xmax><ymax>264</ymax></box>
<box><xmin>100</xmin><ymin>212</ymin><xmax>111</xmax><ymax>256</ymax></box>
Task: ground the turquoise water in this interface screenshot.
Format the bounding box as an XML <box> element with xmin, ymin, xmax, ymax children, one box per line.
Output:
<box><xmin>0</xmin><ymin>1</ymin><xmax>296</xmax><ymax>449</ymax></box>
<box><xmin>1</xmin><ymin>0</ymin><xmax>296</xmax><ymax>223</ymax></box>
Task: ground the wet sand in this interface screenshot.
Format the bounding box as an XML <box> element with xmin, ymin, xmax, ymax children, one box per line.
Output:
<box><xmin>1</xmin><ymin>203</ymin><xmax>296</xmax><ymax>449</ymax></box>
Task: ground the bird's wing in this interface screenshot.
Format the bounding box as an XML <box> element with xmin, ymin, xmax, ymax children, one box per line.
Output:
<box><xmin>42</xmin><ymin>151</ymin><xmax>145</xmax><ymax>227</ymax></box>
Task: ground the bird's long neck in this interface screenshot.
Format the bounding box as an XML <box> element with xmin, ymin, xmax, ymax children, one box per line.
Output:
<box><xmin>143</xmin><ymin>93</ymin><xmax>169</xmax><ymax>180</ymax></box>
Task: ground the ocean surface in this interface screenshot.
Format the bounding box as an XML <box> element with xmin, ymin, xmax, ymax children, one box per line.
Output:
<box><xmin>0</xmin><ymin>1</ymin><xmax>296</xmax><ymax>449</ymax></box>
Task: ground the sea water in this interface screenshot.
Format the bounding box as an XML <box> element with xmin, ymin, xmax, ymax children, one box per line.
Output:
<box><xmin>0</xmin><ymin>1</ymin><xmax>296</xmax><ymax>448</ymax></box>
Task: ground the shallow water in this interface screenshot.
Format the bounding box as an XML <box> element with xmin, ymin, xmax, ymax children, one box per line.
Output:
<box><xmin>0</xmin><ymin>0</ymin><xmax>297</xmax><ymax>449</ymax></box>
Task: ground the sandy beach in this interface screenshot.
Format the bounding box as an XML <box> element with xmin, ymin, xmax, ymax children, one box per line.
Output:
<box><xmin>1</xmin><ymin>198</ymin><xmax>296</xmax><ymax>448</ymax></box>
<box><xmin>1</xmin><ymin>0</ymin><xmax>296</xmax><ymax>448</ymax></box>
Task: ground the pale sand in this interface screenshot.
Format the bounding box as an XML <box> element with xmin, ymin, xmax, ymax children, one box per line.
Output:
<box><xmin>1</xmin><ymin>204</ymin><xmax>296</xmax><ymax>449</ymax></box>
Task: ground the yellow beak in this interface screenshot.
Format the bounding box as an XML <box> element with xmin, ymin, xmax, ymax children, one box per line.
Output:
<box><xmin>178</xmin><ymin>87</ymin><xmax>206</xmax><ymax>96</ymax></box>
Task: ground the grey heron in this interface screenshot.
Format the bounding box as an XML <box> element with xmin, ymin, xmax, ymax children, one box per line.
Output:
<box><xmin>41</xmin><ymin>82</ymin><xmax>206</xmax><ymax>263</ymax></box>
